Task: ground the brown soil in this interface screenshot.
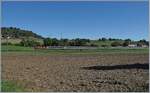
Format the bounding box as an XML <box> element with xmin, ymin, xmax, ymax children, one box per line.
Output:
<box><xmin>2</xmin><ymin>53</ymin><xmax>149</xmax><ymax>92</ymax></box>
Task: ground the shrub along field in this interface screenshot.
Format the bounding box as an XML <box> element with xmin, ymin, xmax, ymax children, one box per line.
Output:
<box><xmin>1</xmin><ymin>45</ymin><xmax>34</xmax><ymax>52</ymax></box>
<box><xmin>1</xmin><ymin>45</ymin><xmax>149</xmax><ymax>92</ymax></box>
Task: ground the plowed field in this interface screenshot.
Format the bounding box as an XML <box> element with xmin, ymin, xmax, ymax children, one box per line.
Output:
<box><xmin>2</xmin><ymin>53</ymin><xmax>149</xmax><ymax>92</ymax></box>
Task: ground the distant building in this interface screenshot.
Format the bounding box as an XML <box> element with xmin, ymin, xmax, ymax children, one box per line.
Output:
<box><xmin>128</xmin><ymin>44</ymin><xmax>137</xmax><ymax>47</ymax></box>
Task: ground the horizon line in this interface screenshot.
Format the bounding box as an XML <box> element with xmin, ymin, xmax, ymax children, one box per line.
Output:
<box><xmin>1</xmin><ymin>26</ymin><xmax>148</xmax><ymax>41</ymax></box>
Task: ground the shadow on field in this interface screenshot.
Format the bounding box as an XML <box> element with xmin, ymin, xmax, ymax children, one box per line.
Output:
<box><xmin>81</xmin><ymin>63</ymin><xmax>149</xmax><ymax>70</ymax></box>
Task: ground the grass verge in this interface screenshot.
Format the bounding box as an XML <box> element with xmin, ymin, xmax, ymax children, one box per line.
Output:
<box><xmin>1</xmin><ymin>81</ymin><xmax>25</xmax><ymax>92</ymax></box>
<box><xmin>1</xmin><ymin>45</ymin><xmax>149</xmax><ymax>55</ymax></box>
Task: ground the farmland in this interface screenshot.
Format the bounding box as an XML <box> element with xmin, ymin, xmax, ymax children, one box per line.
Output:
<box><xmin>2</xmin><ymin>1</ymin><xmax>149</xmax><ymax>92</ymax></box>
<box><xmin>1</xmin><ymin>45</ymin><xmax>149</xmax><ymax>92</ymax></box>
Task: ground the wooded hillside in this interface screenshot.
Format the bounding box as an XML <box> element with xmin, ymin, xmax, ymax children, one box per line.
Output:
<box><xmin>1</xmin><ymin>27</ymin><xmax>44</xmax><ymax>39</ymax></box>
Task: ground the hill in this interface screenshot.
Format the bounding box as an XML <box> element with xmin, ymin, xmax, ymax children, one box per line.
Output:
<box><xmin>1</xmin><ymin>27</ymin><xmax>44</xmax><ymax>39</ymax></box>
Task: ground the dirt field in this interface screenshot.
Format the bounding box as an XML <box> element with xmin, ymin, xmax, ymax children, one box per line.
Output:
<box><xmin>2</xmin><ymin>53</ymin><xmax>149</xmax><ymax>92</ymax></box>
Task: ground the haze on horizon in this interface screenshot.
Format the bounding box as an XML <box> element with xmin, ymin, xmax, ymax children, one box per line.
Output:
<box><xmin>2</xmin><ymin>1</ymin><xmax>149</xmax><ymax>41</ymax></box>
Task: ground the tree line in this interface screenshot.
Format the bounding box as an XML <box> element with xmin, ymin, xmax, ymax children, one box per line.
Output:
<box><xmin>43</xmin><ymin>38</ymin><xmax>90</xmax><ymax>46</ymax></box>
<box><xmin>1</xmin><ymin>27</ymin><xmax>149</xmax><ymax>47</ymax></box>
<box><xmin>2</xmin><ymin>37</ymin><xmax>148</xmax><ymax>47</ymax></box>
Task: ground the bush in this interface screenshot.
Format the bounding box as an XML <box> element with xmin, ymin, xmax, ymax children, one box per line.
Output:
<box><xmin>20</xmin><ymin>39</ymin><xmax>41</xmax><ymax>47</ymax></box>
<box><xmin>123</xmin><ymin>41</ymin><xmax>129</xmax><ymax>47</ymax></box>
<box><xmin>101</xmin><ymin>45</ymin><xmax>108</xmax><ymax>47</ymax></box>
<box><xmin>90</xmin><ymin>43</ymin><xmax>98</xmax><ymax>47</ymax></box>
<box><xmin>111</xmin><ymin>41</ymin><xmax>122</xmax><ymax>47</ymax></box>
<box><xmin>14</xmin><ymin>43</ymin><xmax>21</xmax><ymax>46</ymax></box>
<box><xmin>1</xmin><ymin>42</ymin><xmax>12</xmax><ymax>45</ymax></box>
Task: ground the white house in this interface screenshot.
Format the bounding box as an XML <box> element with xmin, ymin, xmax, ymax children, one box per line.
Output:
<box><xmin>128</xmin><ymin>44</ymin><xmax>137</xmax><ymax>47</ymax></box>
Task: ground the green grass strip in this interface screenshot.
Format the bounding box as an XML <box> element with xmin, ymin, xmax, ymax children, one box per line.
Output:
<box><xmin>1</xmin><ymin>81</ymin><xmax>25</xmax><ymax>92</ymax></box>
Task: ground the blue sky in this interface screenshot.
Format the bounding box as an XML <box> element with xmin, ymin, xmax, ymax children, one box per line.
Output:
<box><xmin>2</xmin><ymin>1</ymin><xmax>149</xmax><ymax>40</ymax></box>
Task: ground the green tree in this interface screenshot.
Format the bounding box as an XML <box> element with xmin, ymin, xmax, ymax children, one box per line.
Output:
<box><xmin>125</xmin><ymin>39</ymin><xmax>131</xmax><ymax>42</ymax></box>
<box><xmin>102</xmin><ymin>37</ymin><xmax>107</xmax><ymax>41</ymax></box>
<box><xmin>137</xmin><ymin>39</ymin><xmax>149</xmax><ymax>47</ymax></box>
<box><xmin>20</xmin><ymin>39</ymin><xmax>26</xmax><ymax>46</ymax></box>
<box><xmin>59</xmin><ymin>38</ymin><xmax>69</xmax><ymax>46</ymax></box>
<box><xmin>51</xmin><ymin>38</ymin><xmax>59</xmax><ymax>46</ymax></box>
<box><xmin>108</xmin><ymin>38</ymin><xmax>112</xmax><ymax>41</ymax></box>
<box><xmin>43</xmin><ymin>38</ymin><xmax>52</xmax><ymax>46</ymax></box>
<box><xmin>98</xmin><ymin>38</ymin><xmax>102</xmax><ymax>41</ymax></box>
<box><xmin>122</xmin><ymin>39</ymin><xmax>131</xmax><ymax>47</ymax></box>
